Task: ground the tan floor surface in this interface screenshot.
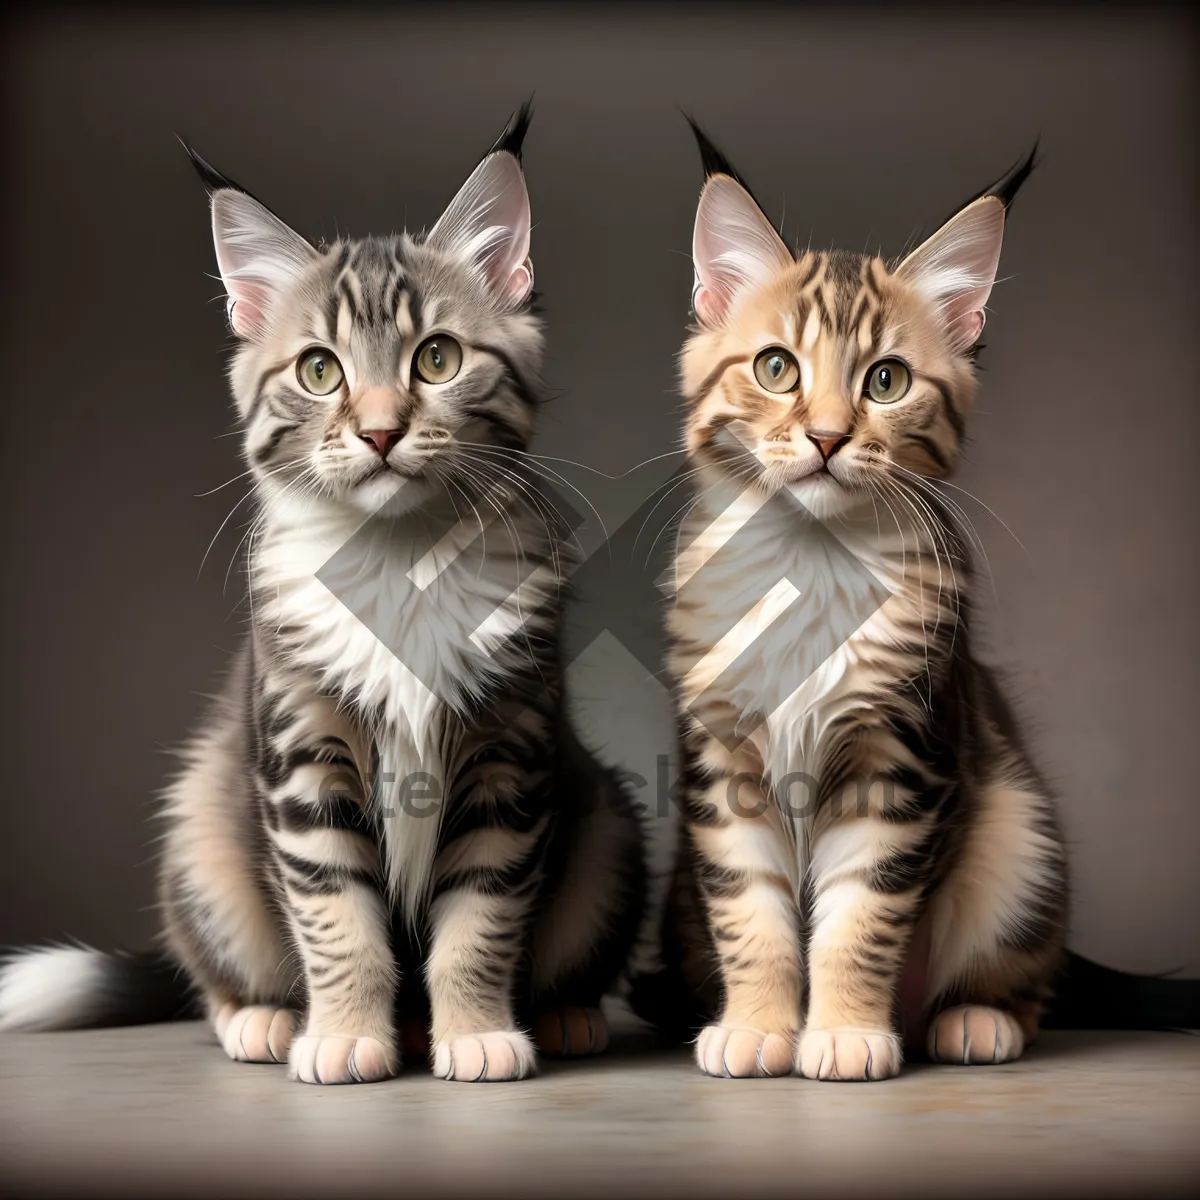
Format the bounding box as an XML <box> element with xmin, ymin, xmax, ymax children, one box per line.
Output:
<box><xmin>1</xmin><ymin>1014</ymin><xmax>1197</xmax><ymax>1198</ymax></box>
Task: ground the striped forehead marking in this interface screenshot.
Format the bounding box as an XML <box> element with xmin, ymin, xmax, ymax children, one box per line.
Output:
<box><xmin>395</xmin><ymin>290</ymin><xmax>415</xmax><ymax>338</ymax></box>
<box><xmin>336</xmin><ymin>292</ymin><xmax>354</xmax><ymax>346</ymax></box>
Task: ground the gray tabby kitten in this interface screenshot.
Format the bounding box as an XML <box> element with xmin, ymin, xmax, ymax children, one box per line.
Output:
<box><xmin>0</xmin><ymin>108</ymin><xmax>645</xmax><ymax>1084</ymax></box>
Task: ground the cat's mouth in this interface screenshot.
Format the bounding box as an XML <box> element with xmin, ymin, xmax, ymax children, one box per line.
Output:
<box><xmin>355</xmin><ymin>460</ymin><xmax>418</xmax><ymax>486</ymax></box>
<box><xmin>772</xmin><ymin>461</ymin><xmax>840</xmax><ymax>488</ymax></box>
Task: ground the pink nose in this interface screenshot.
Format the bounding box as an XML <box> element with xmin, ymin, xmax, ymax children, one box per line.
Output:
<box><xmin>806</xmin><ymin>430</ymin><xmax>850</xmax><ymax>461</ymax></box>
<box><xmin>359</xmin><ymin>429</ymin><xmax>402</xmax><ymax>458</ymax></box>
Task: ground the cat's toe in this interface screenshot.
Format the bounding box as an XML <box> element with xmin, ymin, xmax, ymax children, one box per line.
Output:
<box><xmin>219</xmin><ymin>1005</ymin><xmax>298</xmax><ymax>1064</ymax></box>
<box><xmin>696</xmin><ymin>1025</ymin><xmax>794</xmax><ymax>1078</ymax></box>
<box><xmin>797</xmin><ymin>1027</ymin><xmax>902</xmax><ymax>1081</ymax></box>
<box><xmin>928</xmin><ymin>1005</ymin><xmax>1025</xmax><ymax>1064</ymax></box>
<box><xmin>432</xmin><ymin>1029</ymin><xmax>538</xmax><ymax>1082</ymax></box>
<box><xmin>287</xmin><ymin>1034</ymin><xmax>397</xmax><ymax>1085</ymax></box>
<box><xmin>534</xmin><ymin>1006</ymin><xmax>609</xmax><ymax>1057</ymax></box>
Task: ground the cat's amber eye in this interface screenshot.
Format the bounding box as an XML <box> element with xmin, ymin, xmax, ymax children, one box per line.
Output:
<box><xmin>296</xmin><ymin>348</ymin><xmax>345</xmax><ymax>397</ymax></box>
<box><xmin>864</xmin><ymin>359</ymin><xmax>912</xmax><ymax>404</ymax></box>
<box><xmin>753</xmin><ymin>347</ymin><xmax>800</xmax><ymax>393</ymax></box>
<box><xmin>413</xmin><ymin>336</ymin><xmax>463</xmax><ymax>385</ymax></box>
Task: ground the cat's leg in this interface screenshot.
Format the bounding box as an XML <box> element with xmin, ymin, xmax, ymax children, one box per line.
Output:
<box><xmin>426</xmin><ymin>869</ymin><xmax>545</xmax><ymax>1081</ymax></box>
<box><xmin>796</xmin><ymin>788</ymin><xmax>933</xmax><ymax>1082</ymax></box>
<box><xmin>923</xmin><ymin>774</ymin><xmax>1067</xmax><ymax>1065</ymax></box>
<box><xmin>684</xmin><ymin>727</ymin><xmax>801</xmax><ymax>1078</ymax></box>
<box><xmin>426</xmin><ymin>713</ymin><xmax>558</xmax><ymax>1083</ymax></box>
<box><xmin>253</xmin><ymin>677</ymin><xmax>398</xmax><ymax>1085</ymax></box>
<box><xmin>159</xmin><ymin>660</ymin><xmax>301</xmax><ymax>1065</ymax></box>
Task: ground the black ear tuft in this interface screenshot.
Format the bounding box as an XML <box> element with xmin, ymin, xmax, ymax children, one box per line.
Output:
<box><xmin>684</xmin><ymin>113</ymin><xmax>772</xmax><ymax>218</ymax></box>
<box><xmin>489</xmin><ymin>99</ymin><xmax>534</xmax><ymax>161</ymax></box>
<box><xmin>684</xmin><ymin>113</ymin><xmax>774</xmax><ymax>228</ymax></box>
<box><xmin>683</xmin><ymin>113</ymin><xmax>747</xmax><ymax>185</ymax></box>
<box><xmin>176</xmin><ymin>135</ymin><xmax>249</xmax><ymax>195</ymax></box>
<box><xmin>927</xmin><ymin>139</ymin><xmax>1041</xmax><ymax>239</ymax></box>
<box><xmin>986</xmin><ymin>139</ymin><xmax>1039</xmax><ymax>211</ymax></box>
<box><xmin>177</xmin><ymin>136</ymin><xmax>312</xmax><ymax>254</ymax></box>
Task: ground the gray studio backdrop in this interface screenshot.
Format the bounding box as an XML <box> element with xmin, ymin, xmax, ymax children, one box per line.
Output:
<box><xmin>2</xmin><ymin>5</ymin><xmax>1196</xmax><ymax>974</ymax></box>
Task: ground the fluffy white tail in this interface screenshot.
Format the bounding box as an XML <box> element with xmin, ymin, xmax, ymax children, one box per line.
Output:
<box><xmin>0</xmin><ymin>945</ymin><xmax>192</xmax><ymax>1032</ymax></box>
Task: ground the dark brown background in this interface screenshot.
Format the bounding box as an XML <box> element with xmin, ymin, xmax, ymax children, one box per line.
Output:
<box><xmin>1</xmin><ymin>4</ymin><xmax>1196</xmax><ymax>973</ymax></box>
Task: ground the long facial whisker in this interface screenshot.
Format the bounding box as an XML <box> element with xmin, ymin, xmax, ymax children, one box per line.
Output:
<box><xmin>198</xmin><ymin>487</ymin><xmax>259</xmax><ymax>581</ymax></box>
<box><xmin>200</xmin><ymin>455</ymin><xmax>319</xmax><ymax>583</ymax></box>
<box><xmin>874</xmin><ymin>477</ymin><xmax>938</xmax><ymax>706</ymax></box>
<box><xmin>456</xmin><ymin>453</ymin><xmax>578</xmax><ymax>570</ymax></box>
<box><xmin>646</xmin><ymin>483</ymin><xmax>708</xmax><ymax>575</ymax></box>
<box><xmin>474</xmin><ymin>446</ymin><xmax>611</xmax><ymax>556</ymax></box>
<box><xmin>630</xmin><ymin>465</ymin><xmax>706</xmax><ymax>559</ymax></box>
<box><xmin>195</xmin><ymin>465</ymin><xmax>260</xmax><ymax>497</ymax></box>
<box><xmin>868</xmin><ymin>479</ymin><xmax>936</xmax><ymax>714</ymax></box>
<box><xmin>457</xmin><ymin>456</ymin><xmax>570</xmax><ymax>583</ymax></box>
<box><xmin>666</xmin><ymin>452</ymin><xmax>761</xmax><ymax>586</ymax></box>
<box><xmin>857</xmin><ymin>452</ymin><xmax>983</xmax><ymax>573</ymax></box>
<box><xmin>884</xmin><ymin>472</ymin><xmax>967</xmax><ymax>676</ymax></box>
<box><xmin>473</xmin><ymin>486</ymin><xmax>550</xmax><ymax>686</ymax></box>
<box><xmin>438</xmin><ymin>474</ymin><xmax>492</xmax><ymax>581</ymax></box>
<box><xmin>470</xmin><ymin>457</ymin><xmax>577</xmax><ymax>566</ymax></box>
<box><xmin>934</xmin><ymin>476</ymin><xmax>1028</xmax><ymax>554</ymax></box>
<box><xmin>455</xmin><ymin>442</ymin><xmax>612</xmax><ymax>558</ymax></box>
<box><xmin>882</xmin><ymin>460</ymin><xmax>996</xmax><ymax>604</ymax></box>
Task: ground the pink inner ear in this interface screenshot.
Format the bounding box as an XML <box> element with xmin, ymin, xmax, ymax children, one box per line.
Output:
<box><xmin>693</xmin><ymin>285</ymin><xmax>725</xmax><ymax>325</ymax></box>
<box><xmin>949</xmin><ymin>307</ymin><xmax>986</xmax><ymax>349</ymax></box>
<box><xmin>226</xmin><ymin>284</ymin><xmax>268</xmax><ymax>339</ymax></box>
<box><xmin>504</xmin><ymin>262</ymin><xmax>533</xmax><ymax>304</ymax></box>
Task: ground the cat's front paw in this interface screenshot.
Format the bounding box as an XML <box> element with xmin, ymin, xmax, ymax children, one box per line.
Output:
<box><xmin>928</xmin><ymin>1005</ymin><xmax>1025</xmax><ymax>1065</ymax></box>
<box><xmin>696</xmin><ymin>1025</ymin><xmax>795</xmax><ymax>1078</ymax></box>
<box><xmin>432</xmin><ymin>1029</ymin><xmax>538</xmax><ymax>1082</ymax></box>
<box><xmin>287</xmin><ymin>1034</ymin><xmax>397</xmax><ymax>1085</ymax></box>
<box><xmin>216</xmin><ymin>1004</ymin><xmax>299</xmax><ymax>1064</ymax></box>
<box><xmin>797</xmin><ymin>1027</ymin><xmax>902</xmax><ymax>1081</ymax></box>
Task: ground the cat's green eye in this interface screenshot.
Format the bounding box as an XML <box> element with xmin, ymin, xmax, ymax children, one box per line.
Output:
<box><xmin>753</xmin><ymin>347</ymin><xmax>800</xmax><ymax>394</ymax></box>
<box><xmin>414</xmin><ymin>336</ymin><xmax>463</xmax><ymax>385</ymax></box>
<box><xmin>864</xmin><ymin>359</ymin><xmax>912</xmax><ymax>404</ymax></box>
<box><xmin>296</xmin><ymin>348</ymin><xmax>344</xmax><ymax>397</ymax></box>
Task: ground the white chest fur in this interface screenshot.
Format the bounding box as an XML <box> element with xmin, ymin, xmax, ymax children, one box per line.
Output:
<box><xmin>252</xmin><ymin>490</ymin><xmax>557</xmax><ymax>912</ymax></box>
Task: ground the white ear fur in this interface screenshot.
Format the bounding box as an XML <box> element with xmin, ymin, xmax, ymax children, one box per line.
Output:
<box><xmin>210</xmin><ymin>190</ymin><xmax>317</xmax><ymax>339</ymax></box>
<box><xmin>692</xmin><ymin>175</ymin><xmax>792</xmax><ymax>325</ymax></box>
<box><xmin>427</xmin><ymin>151</ymin><xmax>533</xmax><ymax>305</ymax></box>
<box><xmin>894</xmin><ymin>194</ymin><xmax>1005</xmax><ymax>350</ymax></box>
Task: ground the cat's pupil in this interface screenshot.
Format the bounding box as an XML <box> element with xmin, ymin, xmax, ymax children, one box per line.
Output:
<box><xmin>769</xmin><ymin>356</ymin><xmax>783</xmax><ymax>377</ymax></box>
<box><xmin>314</xmin><ymin>360</ymin><xmax>325</xmax><ymax>378</ymax></box>
<box><xmin>431</xmin><ymin>347</ymin><xmax>443</xmax><ymax>368</ymax></box>
<box><xmin>877</xmin><ymin>367</ymin><xmax>890</xmax><ymax>391</ymax></box>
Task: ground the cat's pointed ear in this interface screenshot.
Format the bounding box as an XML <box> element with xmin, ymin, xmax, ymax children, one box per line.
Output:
<box><xmin>688</xmin><ymin>118</ymin><xmax>791</xmax><ymax>326</ymax></box>
<box><xmin>895</xmin><ymin>143</ymin><xmax>1038</xmax><ymax>351</ymax></box>
<box><xmin>427</xmin><ymin>103</ymin><xmax>534</xmax><ymax>306</ymax></box>
<box><xmin>181</xmin><ymin>139</ymin><xmax>318</xmax><ymax>340</ymax></box>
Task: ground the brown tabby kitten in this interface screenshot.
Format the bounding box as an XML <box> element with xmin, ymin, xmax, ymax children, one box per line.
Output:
<box><xmin>663</xmin><ymin>126</ymin><xmax>1067</xmax><ymax>1081</ymax></box>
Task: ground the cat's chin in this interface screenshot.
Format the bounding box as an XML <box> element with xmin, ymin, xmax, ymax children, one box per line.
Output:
<box><xmin>344</xmin><ymin>471</ymin><xmax>434</xmax><ymax>518</ymax></box>
<box><xmin>784</xmin><ymin>473</ymin><xmax>858</xmax><ymax>520</ymax></box>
